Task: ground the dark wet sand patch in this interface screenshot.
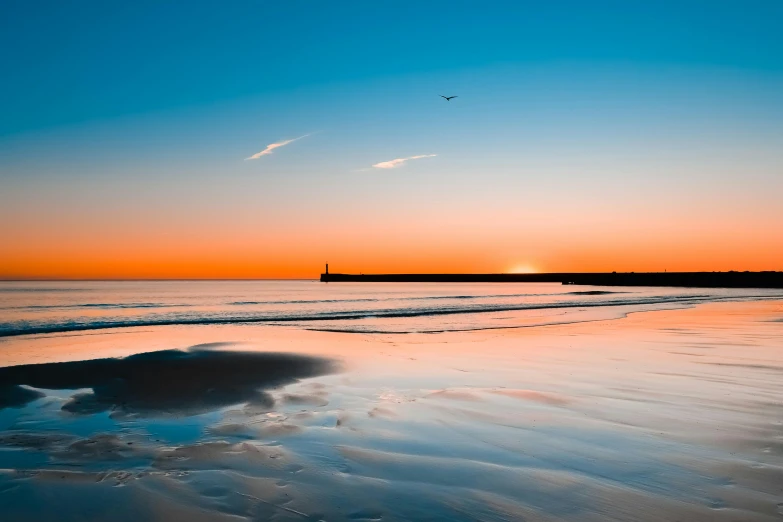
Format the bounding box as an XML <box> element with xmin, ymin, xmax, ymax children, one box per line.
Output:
<box><xmin>0</xmin><ymin>346</ymin><xmax>340</xmax><ymax>417</ymax></box>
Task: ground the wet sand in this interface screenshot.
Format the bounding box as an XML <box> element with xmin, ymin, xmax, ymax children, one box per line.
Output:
<box><xmin>1</xmin><ymin>300</ymin><xmax>782</xmax><ymax>521</ymax></box>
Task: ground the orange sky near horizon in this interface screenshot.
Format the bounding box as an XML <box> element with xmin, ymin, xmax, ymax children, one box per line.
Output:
<box><xmin>4</xmin><ymin>171</ymin><xmax>782</xmax><ymax>279</ymax></box>
<box><xmin>3</xmin><ymin>169</ymin><xmax>781</xmax><ymax>279</ymax></box>
<box><xmin>2</xmin><ymin>214</ymin><xmax>781</xmax><ymax>279</ymax></box>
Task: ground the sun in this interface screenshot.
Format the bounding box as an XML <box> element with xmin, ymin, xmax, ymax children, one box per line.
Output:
<box><xmin>507</xmin><ymin>264</ymin><xmax>538</xmax><ymax>274</ymax></box>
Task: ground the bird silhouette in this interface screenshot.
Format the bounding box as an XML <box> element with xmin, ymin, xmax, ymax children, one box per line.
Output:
<box><xmin>440</xmin><ymin>95</ymin><xmax>458</xmax><ymax>101</ymax></box>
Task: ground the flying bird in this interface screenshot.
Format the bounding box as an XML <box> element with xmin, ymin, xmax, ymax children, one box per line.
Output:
<box><xmin>440</xmin><ymin>95</ymin><xmax>458</xmax><ymax>101</ymax></box>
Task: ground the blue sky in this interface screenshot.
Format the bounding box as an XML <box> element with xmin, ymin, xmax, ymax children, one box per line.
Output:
<box><xmin>1</xmin><ymin>1</ymin><xmax>782</xmax><ymax>277</ymax></box>
<box><xmin>2</xmin><ymin>0</ymin><xmax>782</xmax><ymax>135</ymax></box>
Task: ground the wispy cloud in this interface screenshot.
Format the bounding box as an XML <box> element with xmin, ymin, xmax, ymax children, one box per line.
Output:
<box><xmin>245</xmin><ymin>134</ymin><xmax>309</xmax><ymax>160</ymax></box>
<box><xmin>372</xmin><ymin>154</ymin><xmax>437</xmax><ymax>169</ymax></box>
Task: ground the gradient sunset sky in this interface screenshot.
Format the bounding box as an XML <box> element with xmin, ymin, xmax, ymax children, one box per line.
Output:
<box><xmin>1</xmin><ymin>1</ymin><xmax>782</xmax><ymax>279</ymax></box>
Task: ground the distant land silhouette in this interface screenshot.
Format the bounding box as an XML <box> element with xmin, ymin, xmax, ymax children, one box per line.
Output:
<box><xmin>320</xmin><ymin>270</ymin><xmax>783</xmax><ymax>288</ymax></box>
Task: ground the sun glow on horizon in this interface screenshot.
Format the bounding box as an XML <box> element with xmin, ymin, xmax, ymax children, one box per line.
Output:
<box><xmin>507</xmin><ymin>264</ymin><xmax>539</xmax><ymax>274</ymax></box>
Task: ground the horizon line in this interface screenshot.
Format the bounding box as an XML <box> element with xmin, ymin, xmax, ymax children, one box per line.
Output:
<box><xmin>2</xmin><ymin>270</ymin><xmax>781</xmax><ymax>282</ymax></box>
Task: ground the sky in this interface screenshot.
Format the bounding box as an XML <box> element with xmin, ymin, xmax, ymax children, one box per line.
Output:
<box><xmin>1</xmin><ymin>0</ymin><xmax>782</xmax><ymax>279</ymax></box>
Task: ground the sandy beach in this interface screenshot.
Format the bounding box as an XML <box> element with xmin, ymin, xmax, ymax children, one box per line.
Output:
<box><xmin>1</xmin><ymin>282</ymin><xmax>782</xmax><ymax>521</ymax></box>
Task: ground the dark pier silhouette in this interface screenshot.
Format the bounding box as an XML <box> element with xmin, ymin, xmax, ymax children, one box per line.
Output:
<box><xmin>320</xmin><ymin>269</ymin><xmax>783</xmax><ymax>288</ymax></box>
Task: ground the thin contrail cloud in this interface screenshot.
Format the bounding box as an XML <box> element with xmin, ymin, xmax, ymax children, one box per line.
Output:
<box><xmin>245</xmin><ymin>134</ymin><xmax>310</xmax><ymax>160</ymax></box>
<box><xmin>372</xmin><ymin>154</ymin><xmax>437</xmax><ymax>169</ymax></box>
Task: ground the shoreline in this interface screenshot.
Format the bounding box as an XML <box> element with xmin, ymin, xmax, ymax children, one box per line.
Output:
<box><xmin>2</xmin><ymin>291</ymin><xmax>781</xmax><ymax>340</ymax></box>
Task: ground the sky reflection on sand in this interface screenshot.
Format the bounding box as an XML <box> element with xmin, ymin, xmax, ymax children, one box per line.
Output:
<box><xmin>1</xmin><ymin>300</ymin><xmax>782</xmax><ymax>520</ymax></box>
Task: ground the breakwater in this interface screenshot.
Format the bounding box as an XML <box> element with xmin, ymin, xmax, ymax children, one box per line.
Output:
<box><xmin>320</xmin><ymin>271</ymin><xmax>783</xmax><ymax>288</ymax></box>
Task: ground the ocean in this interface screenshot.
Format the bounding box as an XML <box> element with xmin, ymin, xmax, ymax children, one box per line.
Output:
<box><xmin>2</xmin><ymin>280</ymin><xmax>781</xmax><ymax>336</ymax></box>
